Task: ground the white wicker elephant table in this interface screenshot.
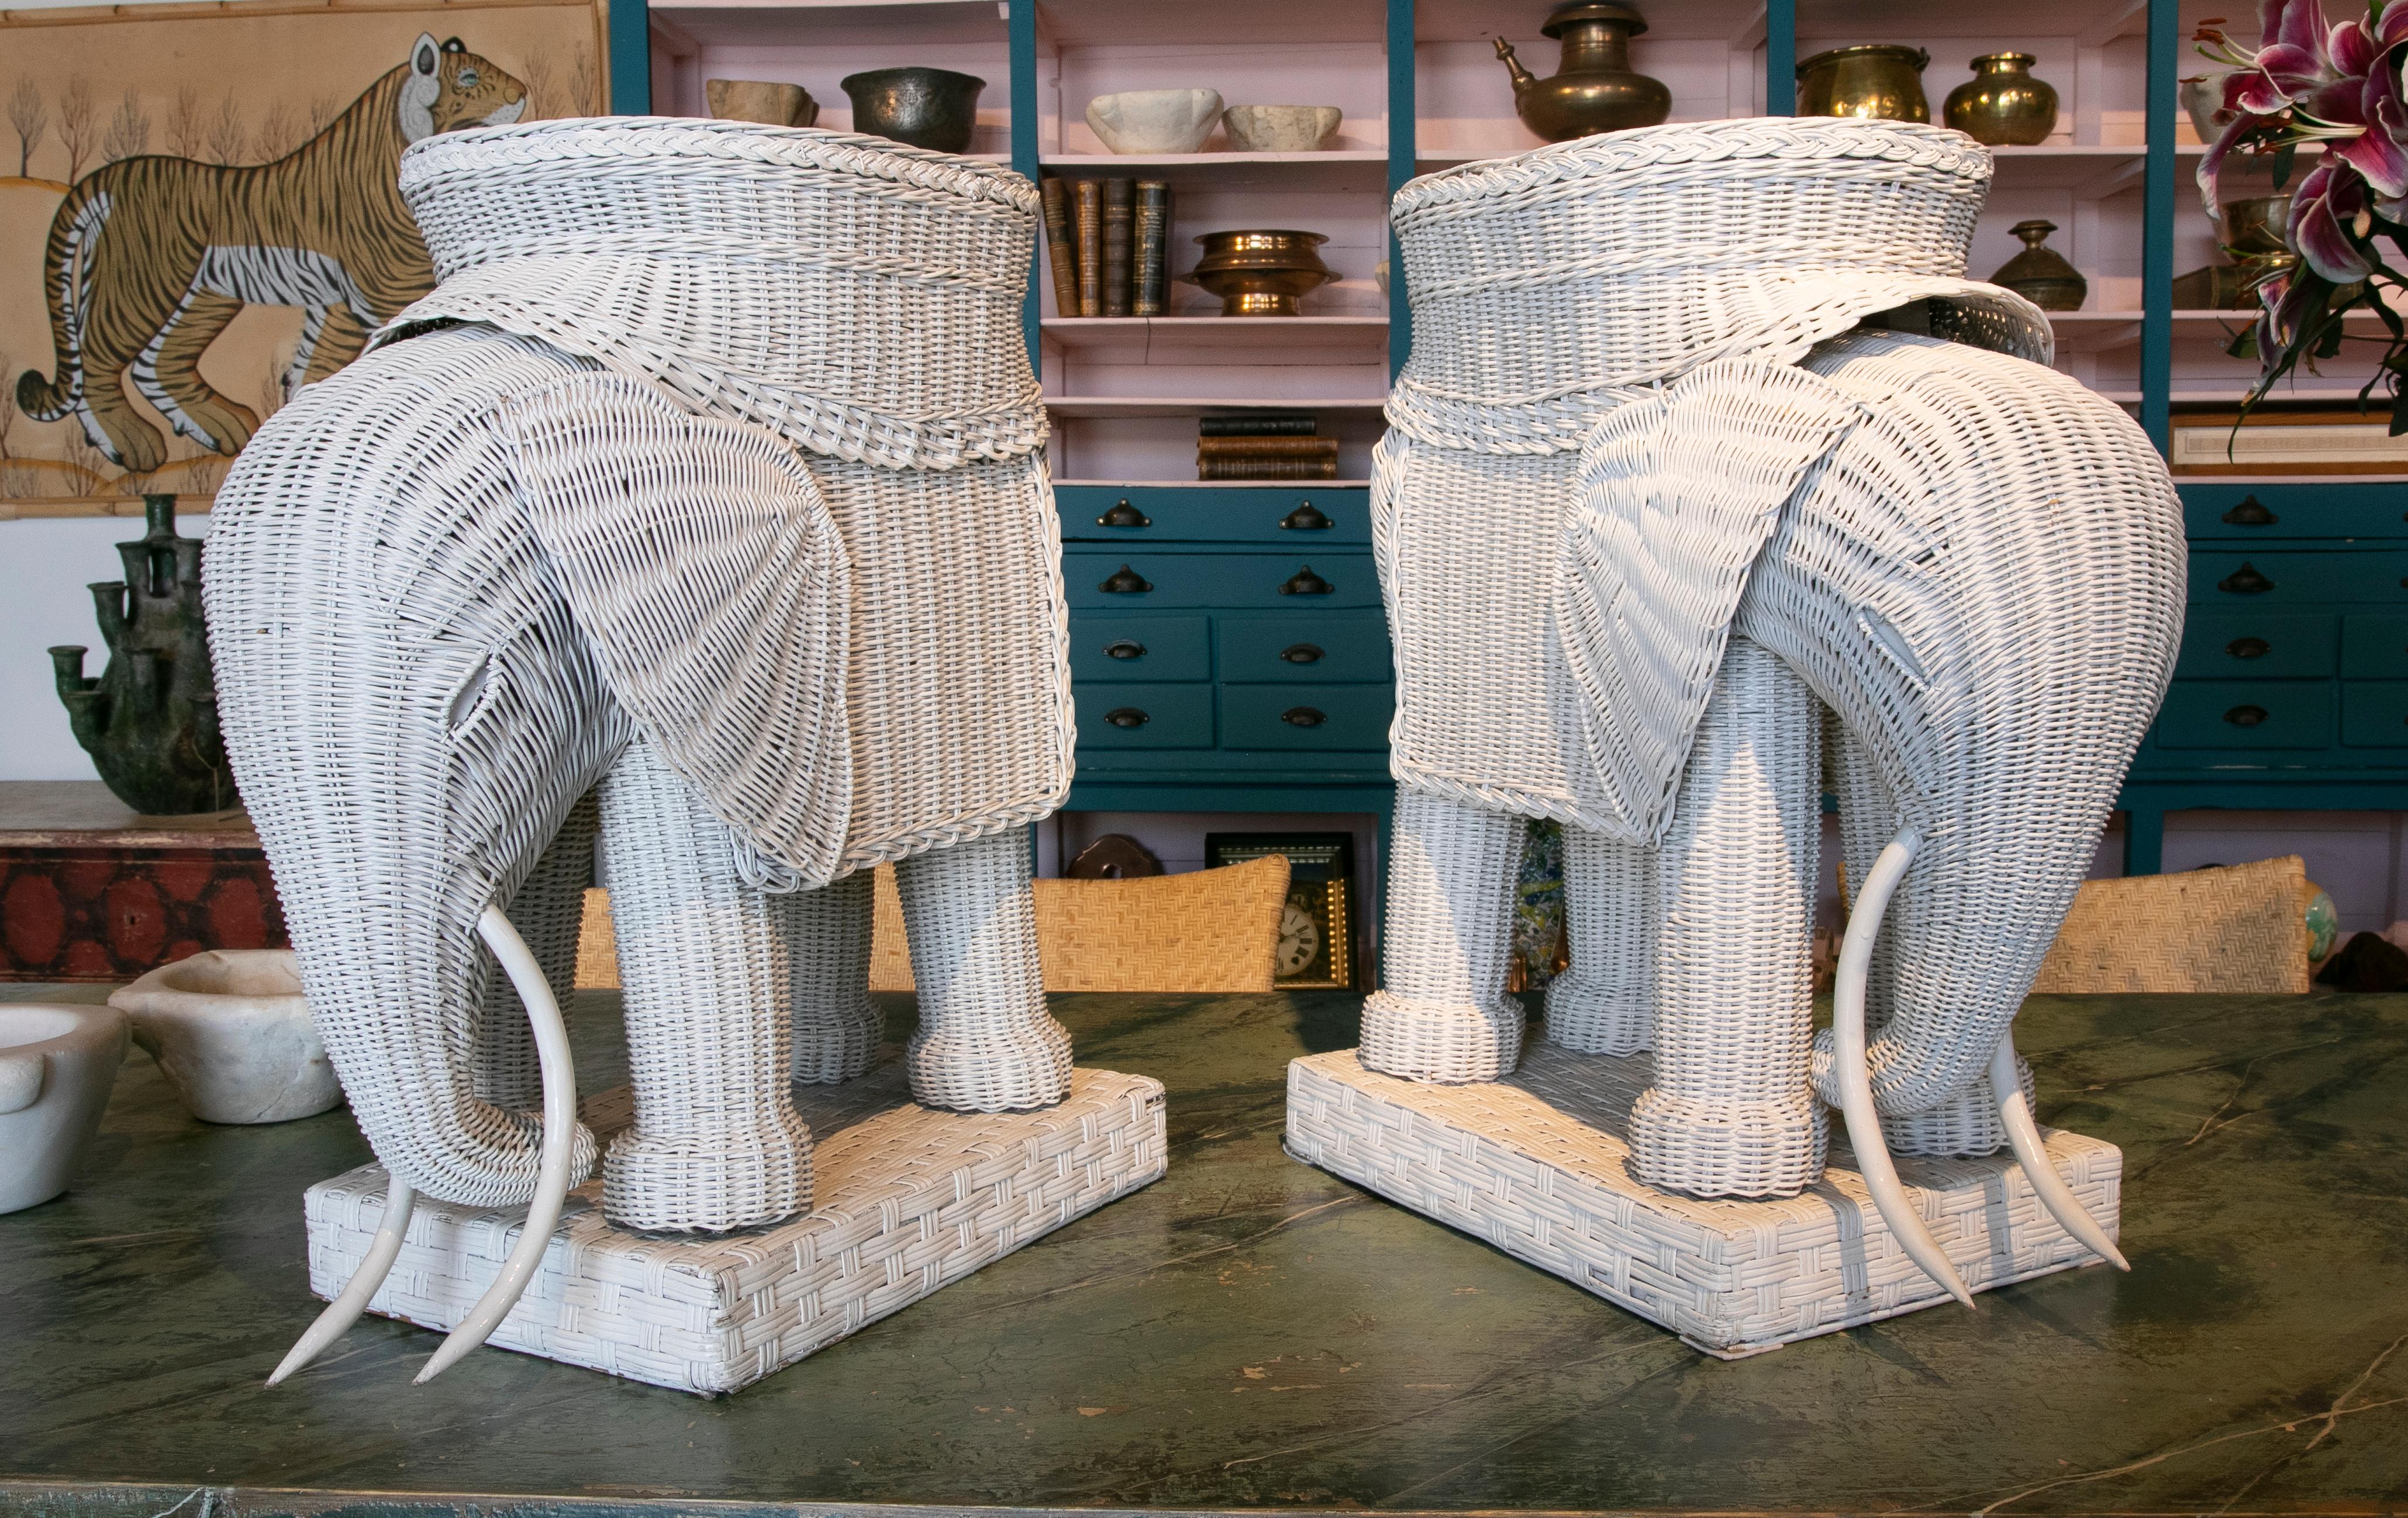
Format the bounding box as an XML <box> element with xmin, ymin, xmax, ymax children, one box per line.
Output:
<box><xmin>1285</xmin><ymin>118</ymin><xmax>2186</xmax><ymax>1354</ymax></box>
<box><xmin>204</xmin><ymin>120</ymin><xmax>1164</xmax><ymax>1394</ymax></box>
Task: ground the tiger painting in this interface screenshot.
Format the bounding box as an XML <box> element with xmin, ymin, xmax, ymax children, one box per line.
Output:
<box><xmin>16</xmin><ymin>34</ymin><xmax>529</xmax><ymax>475</ymax></box>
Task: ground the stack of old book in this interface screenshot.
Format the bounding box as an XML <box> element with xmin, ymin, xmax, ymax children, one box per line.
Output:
<box><xmin>1196</xmin><ymin>412</ymin><xmax>1338</xmax><ymax>481</ymax></box>
<box><xmin>1040</xmin><ymin>177</ymin><xmax>1172</xmax><ymax>316</ymax></box>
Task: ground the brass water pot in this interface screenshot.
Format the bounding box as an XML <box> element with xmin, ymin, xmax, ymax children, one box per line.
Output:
<box><xmin>1188</xmin><ymin>230</ymin><xmax>1336</xmax><ymax>316</ymax></box>
<box><xmin>1796</xmin><ymin>44</ymin><xmax>1931</xmax><ymax>122</ymax></box>
<box><xmin>1494</xmin><ymin>2</ymin><xmax>1671</xmax><ymax>142</ymax></box>
<box><xmin>1943</xmin><ymin>53</ymin><xmax>2059</xmax><ymax>145</ymax></box>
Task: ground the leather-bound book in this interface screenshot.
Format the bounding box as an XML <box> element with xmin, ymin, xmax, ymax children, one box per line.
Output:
<box><xmin>1074</xmin><ymin>180</ymin><xmax>1102</xmax><ymax>317</ymax></box>
<box><xmin>1039</xmin><ymin>177</ymin><xmax>1082</xmax><ymax>318</ymax></box>
<box><xmin>1134</xmin><ymin>181</ymin><xmax>1171</xmax><ymax>316</ymax></box>
<box><xmin>1102</xmin><ymin>178</ymin><xmax>1135</xmax><ymax>317</ymax></box>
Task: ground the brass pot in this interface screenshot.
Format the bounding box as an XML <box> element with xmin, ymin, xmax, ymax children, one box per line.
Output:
<box><xmin>1188</xmin><ymin>230</ymin><xmax>1336</xmax><ymax>316</ymax></box>
<box><xmin>1493</xmin><ymin>2</ymin><xmax>1671</xmax><ymax>143</ymax></box>
<box><xmin>840</xmin><ymin>67</ymin><xmax>985</xmax><ymax>153</ymax></box>
<box><xmin>1943</xmin><ymin>53</ymin><xmax>2058</xmax><ymax>145</ymax></box>
<box><xmin>1796</xmin><ymin>44</ymin><xmax>1931</xmax><ymax>123</ymax></box>
<box><xmin>1989</xmin><ymin>219</ymin><xmax>2086</xmax><ymax>311</ymax></box>
<box><xmin>2222</xmin><ymin>195</ymin><xmax>2293</xmax><ymax>258</ymax></box>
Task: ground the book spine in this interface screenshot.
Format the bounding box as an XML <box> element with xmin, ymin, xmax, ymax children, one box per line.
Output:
<box><xmin>1134</xmin><ymin>181</ymin><xmax>1170</xmax><ymax>316</ymax></box>
<box><xmin>1039</xmin><ymin>177</ymin><xmax>1081</xmax><ymax>318</ymax></box>
<box><xmin>1102</xmin><ymin>179</ymin><xmax>1135</xmax><ymax>318</ymax></box>
<box><xmin>1198</xmin><ymin>414</ymin><xmax>1320</xmax><ymax>437</ymax></box>
<box><xmin>1197</xmin><ymin>457</ymin><xmax>1341</xmax><ymax>480</ymax></box>
<box><xmin>1196</xmin><ymin>437</ymin><xmax>1343</xmax><ymax>458</ymax></box>
<box><xmin>1074</xmin><ymin>181</ymin><xmax>1102</xmax><ymax>318</ymax></box>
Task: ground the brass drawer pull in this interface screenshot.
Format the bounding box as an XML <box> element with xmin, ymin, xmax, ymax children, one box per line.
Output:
<box><xmin>2221</xmin><ymin>495</ymin><xmax>2278</xmax><ymax>526</ymax></box>
<box><xmin>1103</xmin><ymin>708</ymin><xmax>1149</xmax><ymax>729</ymax></box>
<box><xmin>1281</xmin><ymin>642</ymin><xmax>1325</xmax><ymax>664</ymax></box>
<box><xmin>2226</xmin><ymin>636</ymin><xmax>2271</xmax><ymax>659</ymax></box>
<box><xmin>1281</xmin><ymin>565</ymin><xmax>1333</xmax><ymax>595</ymax></box>
<box><xmin>1099</xmin><ymin>564</ymin><xmax>1152</xmax><ymax>594</ymax></box>
<box><xmin>1280</xmin><ymin>502</ymin><xmax>1332</xmax><ymax>531</ymax></box>
<box><xmin>1103</xmin><ymin>639</ymin><xmax>1147</xmax><ymax>660</ymax></box>
<box><xmin>2217</xmin><ymin>563</ymin><xmax>2275</xmax><ymax>595</ymax></box>
<box><xmin>2224</xmin><ymin>704</ymin><xmax>2269</xmax><ymax>728</ymax></box>
<box><xmin>1097</xmin><ymin>499</ymin><xmax>1151</xmax><ymax>528</ymax></box>
<box><xmin>1282</xmin><ymin>706</ymin><xmax>1327</xmax><ymax>727</ymax></box>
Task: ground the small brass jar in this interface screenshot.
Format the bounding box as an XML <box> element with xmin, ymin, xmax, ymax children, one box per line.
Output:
<box><xmin>1989</xmin><ymin>219</ymin><xmax>2086</xmax><ymax>311</ymax></box>
<box><xmin>1943</xmin><ymin>53</ymin><xmax>2059</xmax><ymax>145</ymax></box>
<box><xmin>1796</xmin><ymin>44</ymin><xmax>1931</xmax><ymax>122</ymax></box>
<box><xmin>1188</xmin><ymin>230</ymin><xmax>1336</xmax><ymax>316</ymax></box>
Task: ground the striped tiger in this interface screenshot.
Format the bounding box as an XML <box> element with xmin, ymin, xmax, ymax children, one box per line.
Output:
<box><xmin>15</xmin><ymin>34</ymin><xmax>528</xmax><ymax>475</ymax></box>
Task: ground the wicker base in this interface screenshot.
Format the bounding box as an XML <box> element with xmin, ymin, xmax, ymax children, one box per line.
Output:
<box><xmin>301</xmin><ymin>1065</ymin><xmax>1166</xmax><ymax>1393</ymax></box>
<box><xmin>1285</xmin><ymin>1044</ymin><xmax>2120</xmax><ymax>1358</ymax></box>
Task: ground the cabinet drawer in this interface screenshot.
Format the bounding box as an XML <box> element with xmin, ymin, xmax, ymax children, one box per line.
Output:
<box><xmin>2180</xmin><ymin>482</ymin><xmax>2408</xmax><ymax>541</ymax></box>
<box><xmin>1068</xmin><ymin>615</ymin><xmax>1210</xmax><ymax>682</ymax></box>
<box><xmin>1064</xmin><ymin>551</ymin><xmax>1380</xmax><ymax>610</ymax></box>
<box><xmin>1057</xmin><ymin>486</ymin><xmax>1371</xmax><ymax>545</ymax></box>
<box><xmin>2342</xmin><ymin>681</ymin><xmax>2408</xmax><ymax>746</ymax></box>
<box><xmin>2154</xmin><ymin>681</ymin><xmax>2335</xmax><ymax>750</ymax></box>
<box><xmin>1216</xmin><ymin>614</ymin><xmax>1392</xmax><ymax>682</ymax></box>
<box><xmin>1220</xmin><ymin>683</ymin><xmax>1393</xmax><ymax>751</ymax></box>
<box><xmin>2189</xmin><ymin>550</ymin><xmax>2408</xmax><ymax>606</ymax></box>
<box><xmin>2342</xmin><ymin>613</ymin><xmax>2408</xmax><ymax>677</ymax></box>
<box><xmin>1074</xmin><ymin>683</ymin><xmax>1214</xmax><ymax>749</ymax></box>
<box><xmin>2174</xmin><ymin>613</ymin><xmax>2337</xmax><ymax>678</ymax></box>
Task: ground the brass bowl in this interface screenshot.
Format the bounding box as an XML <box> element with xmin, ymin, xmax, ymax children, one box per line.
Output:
<box><xmin>1797</xmin><ymin>44</ymin><xmax>1931</xmax><ymax>122</ymax></box>
<box><xmin>1188</xmin><ymin>229</ymin><xmax>1336</xmax><ymax>316</ymax></box>
<box><xmin>2222</xmin><ymin>195</ymin><xmax>2293</xmax><ymax>258</ymax></box>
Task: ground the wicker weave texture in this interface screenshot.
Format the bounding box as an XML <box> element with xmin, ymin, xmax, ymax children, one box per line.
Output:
<box><xmin>302</xmin><ymin>1065</ymin><xmax>1167</xmax><ymax>1394</ymax></box>
<box><xmin>1360</xmin><ymin>789</ymin><xmax>1529</xmax><ymax>1084</ymax></box>
<box><xmin>1287</xmin><ymin>1044</ymin><xmax>2120</xmax><ymax>1357</ymax></box>
<box><xmin>2031</xmin><ymin>855</ymin><xmax>2310</xmax><ymax>994</ymax></box>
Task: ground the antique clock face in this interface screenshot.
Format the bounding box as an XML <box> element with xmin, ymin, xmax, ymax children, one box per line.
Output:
<box><xmin>1276</xmin><ymin>901</ymin><xmax>1322</xmax><ymax>978</ymax></box>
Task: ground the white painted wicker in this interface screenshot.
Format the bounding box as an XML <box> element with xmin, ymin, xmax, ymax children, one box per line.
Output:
<box><xmin>1358</xmin><ymin>789</ymin><xmax>1527</xmax><ymax>1084</ymax></box>
<box><xmin>206</xmin><ymin>120</ymin><xmax>1080</xmax><ymax>1251</ymax></box>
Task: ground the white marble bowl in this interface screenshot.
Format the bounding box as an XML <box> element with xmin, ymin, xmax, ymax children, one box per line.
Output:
<box><xmin>1223</xmin><ymin>105</ymin><xmax>1344</xmax><ymax>152</ymax></box>
<box><xmin>0</xmin><ymin>1003</ymin><xmax>127</xmax><ymax>1213</ymax></box>
<box><xmin>1086</xmin><ymin>88</ymin><xmax>1223</xmax><ymax>154</ymax></box>
<box><xmin>111</xmin><ymin>950</ymin><xmax>341</xmax><ymax>1125</ymax></box>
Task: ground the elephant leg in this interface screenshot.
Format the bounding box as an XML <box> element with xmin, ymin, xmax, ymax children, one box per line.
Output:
<box><xmin>893</xmin><ymin>826</ymin><xmax>1072</xmax><ymax>1112</ymax></box>
<box><xmin>596</xmin><ymin>740</ymin><xmax>812</xmax><ymax>1231</ymax></box>
<box><xmin>1360</xmin><ymin>789</ymin><xmax>1528</xmax><ymax>1084</ymax></box>
<box><xmin>780</xmin><ymin>870</ymin><xmax>882</xmax><ymax>1084</ymax></box>
<box><xmin>1541</xmin><ymin>824</ymin><xmax>1651</xmax><ymax>1055</ymax></box>
<box><xmin>1628</xmin><ymin>637</ymin><xmax>1827</xmax><ymax>1199</ymax></box>
<box><xmin>470</xmin><ymin>789</ymin><xmax>597</xmax><ymax>1109</ymax></box>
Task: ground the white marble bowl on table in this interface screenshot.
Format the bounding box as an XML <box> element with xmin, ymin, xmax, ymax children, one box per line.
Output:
<box><xmin>1223</xmin><ymin>105</ymin><xmax>1343</xmax><ymax>152</ymax></box>
<box><xmin>1086</xmin><ymin>89</ymin><xmax>1223</xmax><ymax>154</ymax></box>
<box><xmin>110</xmin><ymin>950</ymin><xmax>340</xmax><ymax>1125</ymax></box>
<box><xmin>0</xmin><ymin>1003</ymin><xmax>127</xmax><ymax>1213</ymax></box>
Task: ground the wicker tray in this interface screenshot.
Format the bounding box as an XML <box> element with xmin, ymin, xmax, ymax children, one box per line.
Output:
<box><xmin>302</xmin><ymin>1065</ymin><xmax>1166</xmax><ymax>1393</ymax></box>
<box><xmin>1286</xmin><ymin>1044</ymin><xmax>2119</xmax><ymax>1357</ymax></box>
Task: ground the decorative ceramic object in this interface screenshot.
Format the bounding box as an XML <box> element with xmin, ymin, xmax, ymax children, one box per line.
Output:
<box><xmin>1796</xmin><ymin>44</ymin><xmax>1931</xmax><ymax>122</ymax></box>
<box><xmin>1086</xmin><ymin>89</ymin><xmax>1223</xmax><ymax>154</ymax></box>
<box><xmin>0</xmin><ymin>1003</ymin><xmax>127</xmax><ymax>1214</ymax></box>
<box><xmin>110</xmin><ymin>950</ymin><xmax>340</xmax><ymax>1124</ymax></box>
<box><xmin>1495</xmin><ymin>2</ymin><xmax>1669</xmax><ymax>142</ymax></box>
<box><xmin>2303</xmin><ymin>881</ymin><xmax>2339</xmax><ymax>963</ymax></box>
<box><xmin>1222</xmin><ymin>105</ymin><xmax>1343</xmax><ymax>152</ymax></box>
<box><xmin>49</xmin><ymin>494</ymin><xmax>233</xmax><ymax>817</ymax></box>
<box><xmin>706</xmin><ymin>79</ymin><xmax>817</xmax><ymax>127</ymax></box>
<box><xmin>1990</xmin><ymin>218</ymin><xmax>2087</xmax><ymax>310</ymax></box>
<box><xmin>2182</xmin><ymin>73</ymin><xmax>2234</xmax><ymax>144</ymax></box>
<box><xmin>1188</xmin><ymin>229</ymin><xmax>1336</xmax><ymax>316</ymax></box>
<box><xmin>1943</xmin><ymin>53</ymin><xmax>2058</xmax><ymax>144</ymax></box>
<box><xmin>841</xmin><ymin>67</ymin><xmax>984</xmax><ymax>153</ymax></box>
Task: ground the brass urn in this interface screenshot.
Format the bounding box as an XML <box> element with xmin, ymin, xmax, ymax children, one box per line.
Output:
<box><xmin>1796</xmin><ymin>44</ymin><xmax>1931</xmax><ymax>122</ymax></box>
<box><xmin>1989</xmin><ymin>219</ymin><xmax>2087</xmax><ymax>311</ymax></box>
<box><xmin>1188</xmin><ymin>230</ymin><xmax>1337</xmax><ymax>316</ymax></box>
<box><xmin>1943</xmin><ymin>53</ymin><xmax>2059</xmax><ymax>145</ymax></box>
<box><xmin>1494</xmin><ymin>2</ymin><xmax>1671</xmax><ymax>143</ymax></box>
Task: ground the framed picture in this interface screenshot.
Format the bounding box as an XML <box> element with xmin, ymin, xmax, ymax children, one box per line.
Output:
<box><xmin>1206</xmin><ymin>832</ymin><xmax>1354</xmax><ymax>990</ymax></box>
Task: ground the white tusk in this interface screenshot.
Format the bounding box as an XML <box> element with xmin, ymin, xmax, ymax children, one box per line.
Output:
<box><xmin>266</xmin><ymin>1178</ymin><xmax>417</xmax><ymax>1385</ymax></box>
<box><xmin>1833</xmin><ymin>828</ymin><xmax>1976</xmax><ymax>1310</ymax></box>
<box><xmin>1990</xmin><ymin>1033</ymin><xmax>2130</xmax><ymax>1271</ymax></box>
<box><xmin>414</xmin><ymin>903</ymin><xmax>579</xmax><ymax>1384</ymax></box>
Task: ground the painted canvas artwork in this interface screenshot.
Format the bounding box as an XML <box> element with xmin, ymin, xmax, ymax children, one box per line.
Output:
<box><xmin>1</xmin><ymin>0</ymin><xmax>607</xmax><ymax>513</ymax></box>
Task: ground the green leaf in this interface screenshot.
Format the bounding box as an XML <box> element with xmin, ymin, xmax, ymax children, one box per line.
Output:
<box><xmin>2272</xmin><ymin>142</ymin><xmax>2297</xmax><ymax>189</ymax></box>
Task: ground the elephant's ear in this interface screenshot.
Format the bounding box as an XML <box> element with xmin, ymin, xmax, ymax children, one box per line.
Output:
<box><xmin>498</xmin><ymin>373</ymin><xmax>853</xmax><ymax>886</ymax></box>
<box><xmin>1557</xmin><ymin>360</ymin><xmax>1861</xmax><ymax>843</ymax></box>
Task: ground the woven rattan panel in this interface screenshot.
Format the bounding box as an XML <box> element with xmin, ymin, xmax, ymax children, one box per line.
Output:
<box><xmin>1286</xmin><ymin>1044</ymin><xmax>2118</xmax><ymax>1357</ymax></box>
<box><xmin>303</xmin><ymin>1065</ymin><xmax>1165</xmax><ymax>1393</ymax></box>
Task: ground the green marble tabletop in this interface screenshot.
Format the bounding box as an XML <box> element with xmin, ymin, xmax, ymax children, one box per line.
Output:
<box><xmin>2</xmin><ymin>983</ymin><xmax>2403</xmax><ymax>1516</ymax></box>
